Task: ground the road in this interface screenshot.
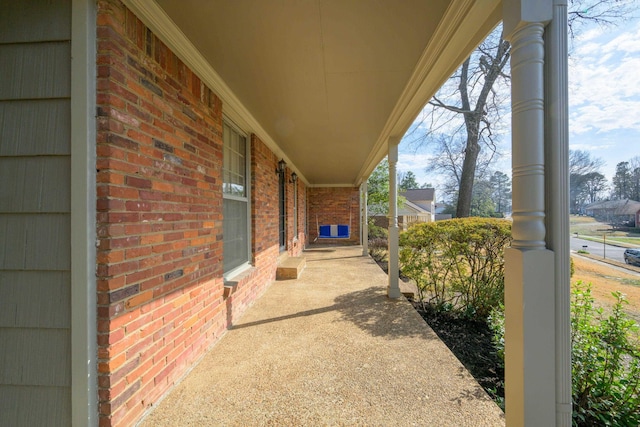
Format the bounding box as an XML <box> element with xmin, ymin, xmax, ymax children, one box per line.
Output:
<box><xmin>570</xmin><ymin>236</ymin><xmax>627</xmax><ymax>263</ymax></box>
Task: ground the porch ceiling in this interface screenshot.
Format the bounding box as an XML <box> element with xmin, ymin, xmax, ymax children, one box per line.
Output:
<box><xmin>145</xmin><ymin>0</ymin><xmax>502</xmax><ymax>186</ymax></box>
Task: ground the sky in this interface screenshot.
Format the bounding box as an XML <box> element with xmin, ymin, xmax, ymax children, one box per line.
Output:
<box><xmin>397</xmin><ymin>6</ymin><xmax>640</xmax><ymax>200</ymax></box>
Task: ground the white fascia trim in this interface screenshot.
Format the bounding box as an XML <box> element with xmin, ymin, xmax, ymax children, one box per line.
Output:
<box><xmin>403</xmin><ymin>200</ymin><xmax>428</xmax><ymax>213</ymax></box>
<box><xmin>308</xmin><ymin>184</ymin><xmax>360</xmax><ymax>189</ymax></box>
<box><xmin>120</xmin><ymin>0</ymin><xmax>309</xmax><ymax>187</ymax></box>
<box><xmin>356</xmin><ymin>0</ymin><xmax>502</xmax><ymax>185</ymax></box>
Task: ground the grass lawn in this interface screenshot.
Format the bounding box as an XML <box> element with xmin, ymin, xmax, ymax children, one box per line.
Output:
<box><xmin>571</xmin><ymin>255</ymin><xmax>640</xmax><ymax>327</ymax></box>
<box><xmin>570</xmin><ymin>215</ymin><xmax>640</xmax><ymax>244</ymax></box>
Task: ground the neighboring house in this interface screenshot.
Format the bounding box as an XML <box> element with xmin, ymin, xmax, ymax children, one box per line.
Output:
<box><xmin>398</xmin><ymin>188</ymin><xmax>436</xmax><ymax>229</ymax></box>
<box><xmin>0</xmin><ymin>1</ymin><xmax>572</xmax><ymax>426</ymax></box>
<box><xmin>399</xmin><ymin>188</ymin><xmax>456</xmax><ymax>225</ymax></box>
<box><xmin>398</xmin><ymin>199</ymin><xmax>434</xmax><ymax>229</ymax></box>
<box><xmin>371</xmin><ymin>188</ymin><xmax>437</xmax><ymax>230</ymax></box>
<box><xmin>584</xmin><ymin>199</ymin><xmax>640</xmax><ymax>227</ymax></box>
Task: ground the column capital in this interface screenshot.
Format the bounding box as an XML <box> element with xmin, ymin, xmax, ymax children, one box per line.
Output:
<box><xmin>503</xmin><ymin>0</ymin><xmax>552</xmax><ymax>40</ymax></box>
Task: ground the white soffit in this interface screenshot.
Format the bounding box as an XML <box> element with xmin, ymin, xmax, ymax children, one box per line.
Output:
<box><xmin>124</xmin><ymin>0</ymin><xmax>501</xmax><ymax>186</ymax></box>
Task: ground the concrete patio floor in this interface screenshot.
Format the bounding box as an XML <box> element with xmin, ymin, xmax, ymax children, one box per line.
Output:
<box><xmin>139</xmin><ymin>245</ymin><xmax>505</xmax><ymax>426</ymax></box>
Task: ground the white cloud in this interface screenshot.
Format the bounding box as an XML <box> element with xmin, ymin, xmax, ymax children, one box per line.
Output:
<box><xmin>397</xmin><ymin>152</ymin><xmax>435</xmax><ymax>176</ymax></box>
<box><xmin>569</xmin><ymin>19</ymin><xmax>640</xmax><ymax>136</ymax></box>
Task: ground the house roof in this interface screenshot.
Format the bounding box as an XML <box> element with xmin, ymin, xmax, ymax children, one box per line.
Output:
<box><xmin>401</xmin><ymin>188</ymin><xmax>435</xmax><ymax>203</ymax></box>
<box><xmin>127</xmin><ymin>0</ymin><xmax>501</xmax><ymax>186</ymax></box>
<box><xmin>585</xmin><ymin>199</ymin><xmax>640</xmax><ymax>215</ymax></box>
<box><xmin>399</xmin><ymin>200</ymin><xmax>432</xmax><ymax>215</ymax></box>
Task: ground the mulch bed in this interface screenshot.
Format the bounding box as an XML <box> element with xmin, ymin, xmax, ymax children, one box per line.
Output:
<box><xmin>372</xmin><ymin>252</ymin><xmax>505</xmax><ymax>405</ymax></box>
<box><xmin>410</xmin><ymin>301</ymin><xmax>504</xmax><ymax>405</ymax></box>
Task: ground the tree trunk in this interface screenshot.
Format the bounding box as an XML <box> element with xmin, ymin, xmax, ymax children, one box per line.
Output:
<box><xmin>456</xmin><ymin>119</ymin><xmax>481</xmax><ymax>217</ymax></box>
<box><xmin>455</xmin><ymin>38</ymin><xmax>509</xmax><ymax>217</ymax></box>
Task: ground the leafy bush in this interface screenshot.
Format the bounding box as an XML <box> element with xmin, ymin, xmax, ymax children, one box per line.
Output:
<box><xmin>368</xmin><ymin>237</ymin><xmax>388</xmax><ymax>263</ymax></box>
<box><xmin>488</xmin><ymin>303</ymin><xmax>505</xmax><ymax>364</ymax></box>
<box><xmin>368</xmin><ymin>219</ymin><xmax>388</xmax><ymax>239</ymax></box>
<box><xmin>489</xmin><ymin>283</ymin><xmax>640</xmax><ymax>426</ymax></box>
<box><xmin>571</xmin><ymin>282</ymin><xmax>640</xmax><ymax>426</ymax></box>
<box><xmin>399</xmin><ymin>218</ymin><xmax>512</xmax><ymax>319</ymax></box>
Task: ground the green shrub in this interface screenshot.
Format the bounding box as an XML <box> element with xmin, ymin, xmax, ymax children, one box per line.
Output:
<box><xmin>399</xmin><ymin>218</ymin><xmax>512</xmax><ymax>319</ymax></box>
<box><xmin>489</xmin><ymin>283</ymin><xmax>640</xmax><ymax>426</ymax></box>
<box><xmin>571</xmin><ymin>282</ymin><xmax>640</xmax><ymax>426</ymax></box>
<box><xmin>488</xmin><ymin>303</ymin><xmax>505</xmax><ymax>364</ymax></box>
<box><xmin>368</xmin><ymin>237</ymin><xmax>388</xmax><ymax>263</ymax></box>
<box><xmin>368</xmin><ymin>220</ymin><xmax>388</xmax><ymax>239</ymax></box>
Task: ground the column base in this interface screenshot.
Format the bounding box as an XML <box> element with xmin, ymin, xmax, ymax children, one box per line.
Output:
<box><xmin>505</xmin><ymin>247</ymin><xmax>556</xmax><ymax>426</ymax></box>
<box><xmin>387</xmin><ymin>225</ymin><xmax>401</xmax><ymax>299</ymax></box>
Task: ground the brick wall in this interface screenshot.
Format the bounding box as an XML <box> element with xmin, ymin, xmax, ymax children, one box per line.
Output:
<box><xmin>287</xmin><ymin>167</ymin><xmax>307</xmax><ymax>256</ymax></box>
<box><xmin>251</xmin><ymin>135</ymin><xmax>305</xmax><ymax>258</ymax></box>
<box><xmin>308</xmin><ymin>187</ymin><xmax>360</xmax><ymax>244</ymax></box>
<box><xmin>95</xmin><ymin>1</ymin><xmax>306</xmax><ymax>425</ymax></box>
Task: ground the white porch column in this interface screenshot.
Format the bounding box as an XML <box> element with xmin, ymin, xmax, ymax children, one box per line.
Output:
<box><xmin>545</xmin><ymin>0</ymin><xmax>572</xmax><ymax>424</ymax></box>
<box><xmin>503</xmin><ymin>1</ymin><xmax>556</xmax><ymax>425</ymax></box>
<box><xmin>387</xmin><ymin>138</ymin><xmax>401</xmax><ymax>298</ymax></box>
<box><xmin>361</xmin><ymin>182</ymin><xmax>369</xmax><ymax>256</ymax></box>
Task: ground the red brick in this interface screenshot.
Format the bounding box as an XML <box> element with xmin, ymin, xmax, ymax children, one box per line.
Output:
<box><xmin>94</xmin><ymin>1</ymin><xmax>310</xmax><ymax>425</ymax></box>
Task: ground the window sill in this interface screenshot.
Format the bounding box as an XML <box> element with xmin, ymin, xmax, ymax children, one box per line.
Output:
<box><xmin>223</xmin><ymin>265</ymin><xmax>257</xmax><ymax>299</ymax></box>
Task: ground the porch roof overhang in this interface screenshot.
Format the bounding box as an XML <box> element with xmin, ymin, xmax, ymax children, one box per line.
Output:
<box><xmin>123</xmin><ymin>0</ymin><xmax>501</xmax><ymax>187</ymax></box>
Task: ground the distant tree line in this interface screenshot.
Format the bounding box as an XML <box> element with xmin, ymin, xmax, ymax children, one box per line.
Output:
<box><xmin>611</xmin><ymin>158</ymin><xmax>640</xmax><ymax>201</ymax></box>
<box><xmin>370</xmin><ymin>149</ymin><xmax>638</xmax><ymax>219</ymax></box>
<box><xmin>570</xmin><ymin>150</ymin><xmax>640</xmax><ymax>214</ymax></box>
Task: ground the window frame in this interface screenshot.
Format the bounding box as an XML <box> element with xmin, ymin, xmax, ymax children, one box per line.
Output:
<box><xmin>293</xmin><ymin>179</ymin><xmax>298</xmax><ymax>240</ymax></box>
<box><xmin>222</xmin><ymin>119</ymin><xmax>252</xmax><ymax>279</ymax></box>
<box><xmin>278</xmin><ymin>168</ymin><xmax>286</xmax><ymax>252</ymax></box>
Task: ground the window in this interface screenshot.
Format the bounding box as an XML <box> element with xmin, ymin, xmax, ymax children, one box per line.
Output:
<box><xmin>278</xmin><ymin>169</ymin><xmax>286</xmax><ymax>251</ymax></box>
<box><xmin>223</xmin><ymin>121</ymin><xmax>250</xmax><ymax>275</ymax></box>
<box><xmin>293</xmin><ymin>179</ymin><xmax>298</xmax><ymax>238</ymax></box>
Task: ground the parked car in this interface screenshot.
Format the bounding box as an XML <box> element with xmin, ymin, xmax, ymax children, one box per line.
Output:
<box><xmin>623</xmin><ymin>249</ymin><xmax>640</xmax><ymax>266</ymax></box>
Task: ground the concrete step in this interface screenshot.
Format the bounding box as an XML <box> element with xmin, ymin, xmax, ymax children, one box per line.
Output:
<box><xmin>276</xmin><ymin>256</ymin><xmax>306</xmax><ymax>280</ymax></box>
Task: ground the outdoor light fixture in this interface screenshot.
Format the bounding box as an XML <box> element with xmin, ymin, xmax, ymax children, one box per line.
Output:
<box><xmin>276</xmin><ymin>159</ymin><xmax>286</xmax><ymax>174</ymax></box>
<box><xmin>291</xmin><ymin>172</ymin><xmax>298</xmax><ymax>183</ymax></box>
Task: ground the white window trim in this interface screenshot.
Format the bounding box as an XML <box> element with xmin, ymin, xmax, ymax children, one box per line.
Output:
<box><xmin>293</xmin><ymin>180</ymin><xmax>298</xmax><ymax>240</ymax></box>
<box><xmin>222</xmin><ymin>119</ymin><xmax>252</xmax><ymax>280</ymax></box>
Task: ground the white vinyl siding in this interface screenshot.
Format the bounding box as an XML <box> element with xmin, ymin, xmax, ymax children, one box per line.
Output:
<box><xmin>0</xmin><ymin>0</ymin><xmax>72</xmax><ymax>425</ymax></box>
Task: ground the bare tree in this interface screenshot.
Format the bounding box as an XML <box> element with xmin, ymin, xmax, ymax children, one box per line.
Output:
<box><xmin>569</xmin><ymin>150</ymin><xmax>607</xmax><ymax>212</ymax></box>
<box><xmin>424</xmin><ymin>133</ymin><xmax>495</xmax><ymax>205</ymax></box>
<box><xmin>409</xmin><ymin>30</ymin><xmax>510</xmax><ymax>218</ymax></box>
<box><xmin>569</xmin><ymin>149</ymin><xmax>606</xmax><ymax>176</ymax></box>
<box><xmin>407</xmin><ymin>0</ymin><xmax>634</xmax><ymax>217</ymax></box>
<box><xmin>582</xmin><ymin>172</ymin><xmax>608</xmax><ymax>204</ymax></box>
<box><xmin>567</xmin><ymin>0</ymin><xmax>638</xmax><ymax>39</ymax></box>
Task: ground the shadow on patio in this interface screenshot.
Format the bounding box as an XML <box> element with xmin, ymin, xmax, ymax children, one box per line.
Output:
<box><xmin>139</xmin><ymin>245</ymin><xmax>505</xmax><ymax>426</ymax></box>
